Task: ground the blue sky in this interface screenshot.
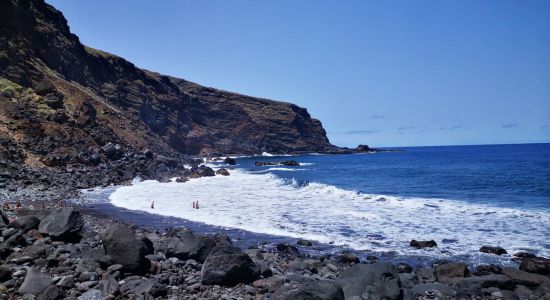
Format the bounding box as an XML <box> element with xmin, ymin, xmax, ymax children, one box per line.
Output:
<box><xmin>47</xmin><ymin>0</ymin><xmax>550</xmax><ymax>147</ymax></box>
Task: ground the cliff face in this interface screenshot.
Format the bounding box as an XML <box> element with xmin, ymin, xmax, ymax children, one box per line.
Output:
<box><xmin>0</xmin><ymin>0</ymin><xmax>336</xmax><ymax>170</ymax></box>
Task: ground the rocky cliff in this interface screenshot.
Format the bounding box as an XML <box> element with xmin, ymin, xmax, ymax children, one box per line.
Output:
<box><xmin>0</xmin><ymin>0</ymin><xmax>337</xmax><ymax>171</ymax></box>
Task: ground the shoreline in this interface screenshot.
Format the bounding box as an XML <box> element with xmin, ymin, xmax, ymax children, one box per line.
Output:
<box><xmin>1</xmin><ymin>201</ymin><xmax>549</xmax><ymax>299</ymax></box>
<box><xmin>1</xmin><ymin>155</ymin><xmax>549</xmax><ymax>298</ymax></box>
<box><xmin>77</xmin><ymin>189</ymin><xmax>521</xmax><ymax>269</ymax></box>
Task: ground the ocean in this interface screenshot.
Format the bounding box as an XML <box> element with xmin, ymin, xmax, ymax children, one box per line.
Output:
<box><xmin>83</xmin><ymin>143</ymin><xmax>550</xmax><ymax>266</ymax></box>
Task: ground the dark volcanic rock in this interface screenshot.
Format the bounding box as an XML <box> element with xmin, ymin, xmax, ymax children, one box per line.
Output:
<box><xmin>255</xmin><ymin>160</ymin><xmax>301</xmax><ymax>167</ymax></box>
<box><xmin>18</xmin><ymin>267</ymin><xmax>51</xmax><ymax>296</ymax></box>
<box><xmin>200</xmin><ymin>244</ymin><xmax>260</xmax><ymax>286</ymax></box>
<box><xmin>296</xmin><ymin>239</ymin><xmax>313</xmax><ymax>247</ymax></box>
<box><xmin>164</xmin><ymin>229</ymin><xmax>214</xmax><ymax>262</ymax></box>
<box><xmin>10</xmin><ymin>215</ymin><xmax>40</xmax><ymax>232</ymax></box>
<box><xmin>434</xmin><ymin>263</ymin><xmax>469</xmax><ymax>284</ymax></box>
<box><xmin>473</xmin><ymin>264</ymin><xmax>502</xmax><ymax>276</ymax></box>
<box><xmin>101</xmin><ymin>224</ymin><xmax>153</xmax><ymax>273</ymax></box>
<box><xmin>216</xmin><ymin>168</ymin><xmax>230</xmax><ymax>176</ymax></box>
<box><xmin>337</xmin><ymin>253</ymin><xmax>360</xmax><ymax>264</ymax></box>
<box><xmin>38</xmin><ymin>208</ymin><xmax>84</xmax><ymax>241</ymax></box>
<box><xmin>410</xmin><ymin>239</ymin><xmax>437</xmax><ymax>249</ymax></box>
<box><xmin>281</xmin><ymin>160</ymin><xmax>300</xmax><ymax>166</ymax></box>
<box><xmin>37</xmin><ymin>285</ymin><xmax>63</xmax><ymax>300</ymax></box>
<box><xmin>398</xmin><ymin>262</ymin><xmax>413</xmax><ymax>273</ymax></box>
<box><xmin>338</xmin><ymin>262</ymin><xmax>401</xmax><ymax>300</ymax></box>
<box><xmin>519</xmin><ymin>256</ymin><xmax>550</xmax><ymax>275</ymax></box>
<box><xmin>502</xmin><ymin>267</ymin><xmax>550</xmax><ymax>287</ymax></box>
<box><xmin>479</xmin><ymin>246</ymin><xmax>508</xmax><ymax>256</ymax></box>
<box><xmin>272</xmin><ymin>280</ymin><xmax>345</xmax><ymax>300</ymax></box>
<box><xmin>0</xmin><ymin>265</ymin><xmax>12</xmax><ymax>281</ymax></box>
<box><xmin>224</xmin><ymin>157</ymin><xmax>237</xmax><ymax>165</ymax></box>
<box><xmin>276</xmin><ymin>243</ymin><xmax>300</xmax><ymax>259</ymax></box>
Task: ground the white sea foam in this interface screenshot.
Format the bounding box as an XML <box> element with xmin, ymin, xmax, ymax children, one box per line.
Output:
<box><xmin>251</xmin><ymin>167</ymin><xmax>306</xmax><ymax>173</ymax></box>
<box><xmin>108</xmin><ymin>168</ymin><xmax>550</xmax><ymax>258</ymax></box>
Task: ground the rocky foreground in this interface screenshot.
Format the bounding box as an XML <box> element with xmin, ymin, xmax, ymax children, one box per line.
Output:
<box><xmin>0</xmin><ymin>205</ymin><xmax>549</xmax><ymax>300</ymax></box>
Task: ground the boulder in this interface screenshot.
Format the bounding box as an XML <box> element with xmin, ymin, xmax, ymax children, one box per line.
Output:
<box><xmin>473</xmin><ymin>264</ymin><xmax>502</xmax><ymax>276</ymax></box>
<box><xmin>224</xmin><ymin>157</ymin><xmax>237</xmax><ymax>165</ymax></box>
<box><xmin>398</xmin><ymin>262</ymin><xmax>413</xmax><ymax>273</ymax></box>
<box><xmin>216</xmin><ymin>168</ymin><xmax>230</xmax><ymax>176</ymax></box>
<box><xmin>416</xmin><ymin>268</ymin><xmax>436</xmax><ymax>283</ymax></box>
<box><xmin>190</xmin><ymin>165</ymin><xmax>215</xmax><ymax>177</ymax></box>
<box><xmin>272</xmin><ymin>280</ymin><xmax>344</xmax><ymax>300</ymax></box>
<box><xmin>37</xmin><ymin>285</ymin><xmax>62</xmax><ymax>300</ymax></box>
<box><xmin>502</xmin><ymin>267</ymin><xmax>550</xmax><ymax>287</ymax></box>
<box><xmin>479</xmin><ymin>246</ymin><xmax>507</xmax><ymax>255</ymax></box>
<box><xmin>101</xmin><ymin>224</ymin><xmax>153</xmax><ymax>273</ymax></box>
<box><xmin>519</xmin><ymin>257</ymin><xmax>550</xmax><ymax>275</ymax></box>
<box><xmin>10</xmin><ymin>216</ymin><xmax>40</xmax><ymax>231</ymax></box>
<box><xmin>165</xmin><ymin>229</ymin><xmax>213</xmax><ymax>262</ymax></box>
<box><xmin>281</xmin><ymin>160</ymin><xmax>300</xmax><ymax>166</ymax></box>
<box><xmin>452</xmin><ymin>274</ymin><xmax>512</xmax><ymax>290</ymax></box>
<box><xmin>434</xmin><ymin>263</ymin><xmax>469</xmax><ymax>283</ymax></box>
<box><xmin>276</xmin><ymin>243</ymin><xmax>300</xmax><ymax>259</ymax></box>
<box><xmin>78</xmin><ymin>289</ymin><xmax>107</xmax><ymax>300</ymax></box>
<box><xmin>0</xmin><ymin>265</ymin><xmax>12</xmax><ymax>282</ymax></box>
<box><xmin>409</xmin><ymin>283</ymin><xmax>454</xmax><ymax>299</ymax></box>
<box><xmin>38</xmin><ymin>208</ymin><xmax>84</xmax><ymax>241</ymax></box>
<box><xmin>514</xmin><ymin>252</ymin><xmax>537</xmax><ymax>259</ymax></box>
<box><xmin>18</xmin><ymin>268</ymin><xmax>51</xmax><ymax>295</ymax></box>
<box><xmin>0</xmin><ymin>209</ymin><xmax>8</xmax><ymax>227</ymax></box>
<box><xmin>410</xmin><ymin>239</ymin><xmax>437</xmax><ymax>249</ymax></box>
<box><xmin>101</xmin><ymin>143</ymin><xmax>121</xmax><ymax>159</ymax></box>
<box><xmin>338</xmin><ymin>262</ymin><xmax>401</xmax><ymax>300</ymax></box>
<box><xmin>0</xmin><ymin>231</ymin><xmax>26</xmax><ymax>258</ymax></box>
<box><xmin>200</xmin><ymin>245</ymin><xmax>260</xmax><ymax>286</ymax></box>
<box><xmin>96</xmin><ymin>273</ymin><xmax>120</xmax><ymax>296</ymax></box>
<box><xmin>296</xmin><ymin>239</ymin><xmax>313</xmax><ymax>247</ymax></box>
<box><xmin>337</xmin><ymin>253</ymin><xmax>360</xmax><ymax>264</ymax></box>
<box><xmin>120</xmin><ymin>278</ymin><xmax>167</xmax><ymax>298</ymax></box>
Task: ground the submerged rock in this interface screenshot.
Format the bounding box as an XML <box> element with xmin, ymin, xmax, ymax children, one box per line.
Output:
<box><xmin>410</xmin><ymin>239</ymin><xmax>437</xmax><ymax>249</ymax></box>
<box><xmin>224</xmin><ymin>157</ymin><xmax>236</xmax><ymax>165</ymax></box>
<box><xmin>216</xmin><ymin>168</ymin><xmax>230</xmax><ymax>176</ymax></box>
<box><xmin>479</xmin><ymin>246</ymin><xmax>507</xmax><ymax>256</ymax></box>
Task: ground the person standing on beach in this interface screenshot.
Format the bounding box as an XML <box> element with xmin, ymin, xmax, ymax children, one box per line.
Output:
<box><xmin>196</xmin><ymin>201</ymin><xmax>199</xmax><ymax>209</ymax></box>
<box><xmin>151</xmin><ymin>200</ymin><xmax>155</xmax><ymax>209</ymax></box>
<box><xmin>193</xmin><ymin>201</ymin><xmax>196</xmax><ymax>209</ymax></box>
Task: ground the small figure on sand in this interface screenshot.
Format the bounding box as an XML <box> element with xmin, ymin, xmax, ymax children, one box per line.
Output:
<box><xmin>151</xmin><ymin>200</ymin><xmax>155</xmax><ymax>209</ymax></box>
<box><xmin>196</xmin><ymin>201</ymin><xmax>199</xmax><ymax>209</ymax></box>
<box><xmin>192</xmin><ymin>201</ymin><xmax>196</xmax><ymax>209</ymax></box>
